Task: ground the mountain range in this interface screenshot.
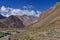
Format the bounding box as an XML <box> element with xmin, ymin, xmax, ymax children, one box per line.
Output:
<box><xmin>0</xmin><ymin>2</ymin><xmax>60</xmax><ymax>40</ymax></box>
<box><xmin>0</xmin><ymin>14</ymin><xmax>37</xmax><ymax>28</ymax></box>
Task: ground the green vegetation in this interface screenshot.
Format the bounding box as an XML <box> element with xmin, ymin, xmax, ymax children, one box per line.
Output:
<box><xmin>0</xmin><ymin>32</ymin><xmax>9</xmax><ymax>37</ymax></box>
<box><xmin>0</xmin><ymin>32</ymin><xmax>4</xmax><ymax>36</ymax></box>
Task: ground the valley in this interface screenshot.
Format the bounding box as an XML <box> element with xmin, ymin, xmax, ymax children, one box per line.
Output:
<box><xmin>0</xmin><ymin>2</ymin><xmax>60</xmax><ymax>40</ymax></box>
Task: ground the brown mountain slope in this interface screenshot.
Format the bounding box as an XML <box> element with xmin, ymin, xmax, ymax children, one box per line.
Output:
<box><xmin>19</xmin><ymin>2</ymin><xmax>60</xmax><ymax>40</ymax></box>
<box><xmin>0</xmin><ymin>15</ymin><xmax>37</xmax><ymax>28</ymax></box>
<box><xmin>11</xmin><ymin>2</ymin><xmax>60</xmax><ymax>40</ymax></box>
<box><xmin>39</xmin><ymin>2</ymin><xmax>60</xmax><ymax>21</ymax></box>
<box><xmin>17</xmin><ymin>15</ymin><xmax>37</xmax><ymax>26</ymax></box>
<box><xmin>26</xmin><ymin>2</ymin><xmax>60</xmax><ymax>31</ymax></box>
<box><xmin>0</xmin><ymin>15</ymin><xmax>25</xmax><ymax>28</ymax></box>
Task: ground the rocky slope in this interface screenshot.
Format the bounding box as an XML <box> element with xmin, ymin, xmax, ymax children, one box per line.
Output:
<box><xmin>27</xmin><ymin>2</ymin><xmax>60</xmax><ymax>29</ymax></box>
<box><xmin>13</xmin><ymin>2</ymin><xmax>60</xmax><ymax>40</ymax></box>
<box><xmin>0</xmin><ymin>15</ymin><xmax>25</xmax><ymax>28</ymax></box>
<box><xmin>39</xmin><ymin>2</ymin><xmax>60</xmax><ymax>21</ymax></box>
<box><xmin>0</xmin><ymin>15</ymin><xmax>37</xmax><ymax>28</ymax></box>
<box><xmin>18</xmin><ymin>15</ymin><xmax>37</xmax><ymax>26</ymax></box>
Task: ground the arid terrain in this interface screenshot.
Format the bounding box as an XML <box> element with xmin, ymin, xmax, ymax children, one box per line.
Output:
<box><xmin>0</xmin><ymin>2</ymin><xmax>60</xmax><ymax>40</ymax></box>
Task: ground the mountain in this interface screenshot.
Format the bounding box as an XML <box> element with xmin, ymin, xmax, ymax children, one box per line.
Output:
<box><xmin>0</xmin><ymin>2</ymin><xmax>60</xmax><ymax>40</ymax></box>
<box><xmin>38</xmin><ymin>2</ymin><xmax>60</xmax><ymax>28</ymax></box>
<box><xmin>0</xmin><ymin>15</ymin><xmax>25</xmax><ymax>28</ymax></box>
<box><xmin>0</xmin><ymin>14</ymin><xmax>37</xmax><ymax>28</ymax></box>
<box><xmin>18</xmin><ymin>15</ymin><xmax>37</xmax><ymax>26</ymax></box>
<box><xmin>39</xmin><ymin>3</ymin><xmax>58</xmax><ymax>20</ymax></box>
<box><xmin>15</xmin><ymin>2</ymin><xmax>60</xmax><ymax>40</ymax></box>
<box><xmin>27</xmin><ymin>2</ymin><xmax>60</xmax><ymax>29</ymax></box>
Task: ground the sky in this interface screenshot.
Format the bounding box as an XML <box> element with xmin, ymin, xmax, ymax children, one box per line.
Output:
<box><xmin>0</xmin><ymin>0</ymin><xmax>60</xmax><ymax>17</ymax></box>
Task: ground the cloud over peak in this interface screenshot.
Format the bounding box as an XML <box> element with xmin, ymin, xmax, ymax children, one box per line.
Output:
<box><xmin>0</xmin><ymin>6</ymin><xmax>41</xmax><ymax>17</ymax></box>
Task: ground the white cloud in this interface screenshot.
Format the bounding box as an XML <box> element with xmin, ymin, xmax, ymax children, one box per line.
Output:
<box><xmin>0</xmin><ymin>6</ymin><xmax>41</xmax><ymax>17</ymax></box>
<box><xmin>23</xmin><ymin>6</ymin><xmax>27</xmax><ymax>9</ymax></box>
<box><xmin>1</xmin><ymin>6</ymin><xmax>6</xmax><ymax>12</ymax></box>
<box><xmin>22</xmin><ymin>10</ymin><xmax>36</xmax><ymax>16</ymax></box>
<box><xmin>35</xmin><ymin>11</ymin><xmax>42</xmax><ymax>17</ymax></box>
<box><xmin>23</xmin><ymin>5</ymin><xmax>33</xmax><ymax>9</ymax></box>
<box><xmin>1</xmin><ymin>6</ymin><xmax>8</xmax><ymax>12</ymax></box>
<box><xmin>37</xmin><ymin>11</ymin><xmax>41</xmax><ymax>14</ymax></box>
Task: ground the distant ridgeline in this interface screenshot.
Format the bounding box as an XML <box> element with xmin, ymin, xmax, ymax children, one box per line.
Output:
<box><xmin>0</xmin><ymin>14</ymin><xmax>37</xmax><ymax>28</ymax></box>
<box><xmin>0</xmin><ymin>14</ymin><xmax>6</xmax><ymax>19</ymax></box>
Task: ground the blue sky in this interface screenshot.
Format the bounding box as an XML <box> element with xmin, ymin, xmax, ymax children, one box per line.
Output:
<box><xmin>0</xmin><ymin>0</ymin><xmax>60</xmax><ymax>17</ymax></box>
<box><xmin>0</xmin><ymin>0</ymin><xmax>60</xmax><ymax>11</ymax></box>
